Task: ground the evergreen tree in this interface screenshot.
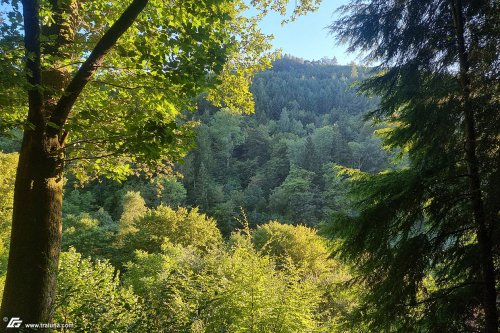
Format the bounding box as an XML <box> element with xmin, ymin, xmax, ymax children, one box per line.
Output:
<box><xmin>328</xmin><ymin>0</ymin><xmax>499</xmax><ymax>331</ymax></box>
<box><xmin>301</xmin><ymin>136</ymin><xmax>320</xmax><ymax>173</ymax></box>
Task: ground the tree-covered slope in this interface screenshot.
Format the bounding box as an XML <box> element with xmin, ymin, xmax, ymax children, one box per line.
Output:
<box><xmin>0</xmin><ymin>56</ymin><xmax>389</xmax><ymax>233</ymax></box>
<box><xmin>180</xmin><ymin>56</ymin><xmax>390</xmax><ymax>232</ymax></box>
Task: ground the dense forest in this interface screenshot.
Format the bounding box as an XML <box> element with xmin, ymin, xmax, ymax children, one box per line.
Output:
<box><xmin>0</xmin><ymin>57</ymin><xmax>387</xmax><ymax>331</ymax></box>
<box><xmin>180</xmin><ymin>57</ymin><xmax>390</xmax><ymax>232</ymax></box>
<box><xmin>0</xmin><ymin>0</ymin><xmax>498</xmax><ymax>332</ymax></box>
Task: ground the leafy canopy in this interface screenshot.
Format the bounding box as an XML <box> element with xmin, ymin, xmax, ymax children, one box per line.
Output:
<box><xmin>0</xmin><ymin>0</ymin><xmax>321</xmax><ymax>181</ymax></box>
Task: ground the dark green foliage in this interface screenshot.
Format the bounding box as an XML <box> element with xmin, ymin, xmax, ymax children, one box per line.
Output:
<box><xmin>155</xmin><ymin>175</ymin><xmax>187</xmax><ymax>207</ymax></box>
<box><xmin>62</xmin><ymin>213</ymin><xmax>117</xmax><ymax>261</ymax></box>
<box><xmin>0</xmin><ymin>129</ymin><xmax>21</xmax><ymax>153</ymax></box>
<box><xmin>63</xmin><ymin>189</ymin><xmax>98</xmax><ymax>217</ymax></box>
<box><xmin>180</xmin><ymin>58</ymin><xmax>390</xmax><ymax>229</ymax></box>
<box><xmin>251</xmin><ymin>57</ymin><xmax>376</xmax><ymax>120</ymax></box>
<box><xmin>325</xmin><ymin>0</ymin><xmax>500</xmax><ymax>331</ymax></box>
<box><xmin>268</xmin><ymin>166</ymin><xmax>319</xmax><ymax>225</ymax></box>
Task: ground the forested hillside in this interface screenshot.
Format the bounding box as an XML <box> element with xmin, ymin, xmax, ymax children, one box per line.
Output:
<box><xmin>180</xmin><ymin>57</ymin><xmax>390</xmax><ymax>232</ymax></box>
<box><xmin>0</xmin><ymin>57</ymin><xmax>385</xmax><ymax>331</ymax></box>
<box><xmin>28</xmin><ymin>57</ymin><xmax>389</xmax><ymax>236</ymax></box>
<box><xmin>1</xmin><ymin>57</ymin><xmax>389</xmax><ymax>332</ymax></box>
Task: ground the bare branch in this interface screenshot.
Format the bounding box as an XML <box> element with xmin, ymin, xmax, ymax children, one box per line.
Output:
<box><xmin>401</xmin><ymin>281</ymin><xmax>479</xmax><ymax>307</ymax></box>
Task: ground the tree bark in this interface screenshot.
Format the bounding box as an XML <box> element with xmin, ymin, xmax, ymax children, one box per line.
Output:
<box><xmin>1</xmin><ymin>0</ymin><xmax>149</xmax><ymax>330</ymax></box>
<box><xmin>450</xmin><ymin>1</ymin><xmax>498</xmax><ymax>332</ymax></box>
<box><xmin>0</xmin><ymin>1</ymin><xmax>64</xmax><ymax>330</ymax></box>
<box><xmin>1</xmin><ymin>129</ymin><xmax>64</xmax><ymax>331</ymax></box>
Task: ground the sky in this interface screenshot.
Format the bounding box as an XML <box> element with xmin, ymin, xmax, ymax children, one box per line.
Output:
<box><xmin>257</xmin><ymin>0</ymin><xmax>356</xmax><ymax>64</ymax></box>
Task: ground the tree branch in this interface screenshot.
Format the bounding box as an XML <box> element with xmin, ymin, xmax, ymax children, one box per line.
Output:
<box><xmin>62</xmin><ymin>134</ymin><xmax>127</xmax><ymax>148</ymax></box>
<box><xmin>402</xmin><ymin>281</ymin><xmax>479</xmax><ymax>307</ymax></box>
<box><xmin>63</xmin><ymin>151</ymin><xmax>123</xmax><ymax>162</ymax></box>
<box><xmin>91</xmin><ymin>80</ymin><xmax>169</xmax><ymax>91</ymax></box>
<box><xmin>49</xmin><ymin>0</ymin><xmax>150</xmax><ymax>132</ymax></box>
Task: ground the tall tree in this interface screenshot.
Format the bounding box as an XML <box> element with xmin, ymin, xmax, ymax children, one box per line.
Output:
<box><xmin>0</xmin><ymin>0</ymin><xmax>321</xmax><ymax>328</ymax></box>
<box><xmin>328</xmin><ymin>0</ymin><xmax>499</xmax><ymax>331</ymax></box>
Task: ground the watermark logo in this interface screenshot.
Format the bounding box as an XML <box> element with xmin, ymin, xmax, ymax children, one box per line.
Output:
<box><xmin>4</xmin><ymin>317</ymin><xmax>23</xmax><ymax>328</ymax></box>
<box><xmin>2</xmin><ymin>317</ymin><xmax>73</xmax><ymax>330</ymax></box>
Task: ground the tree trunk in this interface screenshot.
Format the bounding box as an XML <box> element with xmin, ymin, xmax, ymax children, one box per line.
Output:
<box><xmin>1</xmin><ymin>131</ymin><xmax>63</xmax><ymax>331</ymax></box>
<box><xmin>0</xmin><ymin>2</ymin><xmax>63</xmax><ymax>330</ymax></box>
<box><xmin>463</xmin><ymin>94</ymin><xmax>498</xmax><ymax>333</ymax></box>
<box><xmin>450</xmin><ymin>1</ymin><xmax>498</xmax><ymax>332</ymax></box>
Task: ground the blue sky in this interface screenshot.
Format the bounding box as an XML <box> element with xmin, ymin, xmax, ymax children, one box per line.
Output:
<box><xmin>257</xmin><ymin>0</ymin><xmax>355</xmax><ymax>64</ymax></box>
